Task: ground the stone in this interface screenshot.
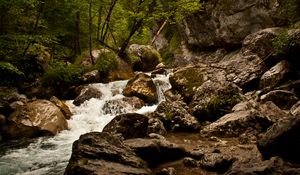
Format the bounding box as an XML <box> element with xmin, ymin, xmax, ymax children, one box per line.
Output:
<box><xmin>290</xmin><ymin>101</ymin><xmax>300</xmax><ymax>116</ymax></box>
<box><xmin>123</xmin><ymin>73</ymin><xmax>157</xmax><ymax>103</ymax></box>
<box><xmin>129</xmin><ymin>44</ymin><xmax>161</xmax><ymax>71</ymax></box>
<box><xmin>64</xmin><ymin>132</ymin><xmax>150</xmax><ymax>175</ymax></box>
<box><xmin>3</xmin><ymin>100</ymin><xmax>68</xmax><ymax>139</ymax></box>
<box><xmin>257</xmin><ymin>114</ymin><xmax>300</xmax><ymax>163</ymax></box>
<box><xmin>259</xmin><ymin>60</ymin><xmax>294</xmax><ymax>89</ymax></box>
<box><xmin>73</xmin><ymin>86</ymin><xmax>102</xmax><ymax>106</ymax></box>
<box><xmin>201</xmin><ymin>109</ymin><xmax>273</xmax><ymax>138</ymax></box>
<box><xmin>180</xmin><ymin>0</ymin><xmax>275</xmax><ymax>49</ymax></box>
<box><xmin>183</xmin><ymin>157</ymin><xmax>198</xmax><ymax>167</ymax></box>
<box><xmin>50</xmin><ymin>96</ymin><xmax>72</xmax><ymax>119</ymax></box>
<box><xmin>102</xmin><ymin>97</ymin><xmax>145</xmax><ymax>115</ymax></box>
<box><xmin>198</xmin><ymin>153</ymin><xmax>234</xmax><ymax>173</ymax></box>
<box><xmin>156</xmin><ymin>167</ymin><xmax>177</xmax><ymax>175</ymax></box>
<box><xmin>258</xmin><ymin>101</ymin><xmax>287</xmax><ymax>122</ymax></box>
<box><xmin>0</xmin><ymin>114</ymin><xmax>6</xmax><ymax>131</ymax></box>
<box><xmin>82</xmin><ymin>70</ymin><xmax>100</xmax><ymax>83</ymax></box>
<box><xmin>124</xmin><ymin>138</ymin><xmax>186</xmax><ymax>167</ymax></box>
<box><xmin>153</xmin><ymin>99</ymin><xmax>199</xmax><ymax>132</ymax></box>
<box><xmin>260</xmin><ymin>90</ymin><xmax>299</xmax><ymax>110</ymax></box>
<box><xmin>103</xmin><ymin>113</ymin><xmax>149</xmax><ymax>139</ymax></box>
<box><xmin>189</xmin><ymin>80</ymin><xmax>242</xmax><ymax>122</ymax></box>
<box><xmin>0</xmin><ymin>87</ymin><xmax>27</xmax><ymax>116</ymax></box>
<box><xmin>105</xmin><ymin>57</ymin><xmax>135</xmax><ymax>82</ymax></box>
<box><xmin>147</xmin><ymin>118</ymin><xmax>167</xmax><ymax>136</ymax></box>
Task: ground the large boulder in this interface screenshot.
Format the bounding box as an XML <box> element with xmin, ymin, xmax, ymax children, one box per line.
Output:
<box><xmin>189</xmin><ymin>80</ymin><xmax>242</xmax><ymax>122</ymax></box>
<box><xmin>102</xmin><ymin>97</ymin><xmax>145</xmax><ymax>115</ymax></box>
<box><xmin>0</xmin><ymin>87</ymin><xmax>27</xmax><ymax>116</ymax></box>
<box><xmin>124</xmin><ymin>138</ymin><xmax>186</xmax><ymax>167</ymax></box>
<box><xmin>73</xmin><ymin>86</ymin><xmax>102</xmax><ymax>106</ymax></box>
<box><xmin>64</xmin><ymin>132</ymin><xmax>150</xmax><ymax>175</ymax></box>
<box><xmin>180</xmin><ymin>0</ymin><xmax>275</xmax><ymax>49</ymax></box>
<box><xmin>123</xmin><ymin>73</ymin><xmax>157</xmax><ymax>103</ymax></box>
<box><xmin>102</xmin><ymin>113</ymin><xmax>149</xmax><ymax>139</ymax></box>
<box><xmin>257</xmin><ymin>115</ymin><xmax>300</xmax><ymax>163</ymax></box>
<box><xmin>3</xmin><ymin>100</ymin><xmax>68</xmax><ymax>139</ymax></box>
<box><xmin>259</xmin><ymin>60</ymin><xmax>296</xmax><ymax>89</ymax></box>
<box><xmin>129</xmin><ymin>44</ymin><xmax>161</xmax><ymax>71</ymax></box>
<box><xmin>82</xmin><ymin>70</ymin><xmax>100</xmax><ymax>84</ymax></box>
<box><xmin>260</xmin><ymin>90</ymin><xmax>299</xmax><ymax>110</ymax></box>
<box><xmin>50</xmin><ymin>96</ymin><xmax>72</xmax><ymax>120</ymax></box>
<box><xmin>153</xmin><ymin>99</ymin><xmax>199</xmax><ymax>132</ymax></box>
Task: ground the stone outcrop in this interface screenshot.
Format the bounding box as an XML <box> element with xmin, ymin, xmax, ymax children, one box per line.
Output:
<box><xmin>123</xmin><ymin>73</ymin><xmax>157</xmax><ymax>103</ymax></box>
<box><xmin>124</xmin><ymin>137</ymin><xmax>186</xmax><ymax>167</ymax></box>
<box><xmin>102</xmin><ymin>113</ymin><xmax>149</xmax><ymax>139</ymax></box>
<box><xmin>3</xmin><ymin>100</ymin><xmax>68</xmax><ymax>139</ymax></box>
<box><xmin>189</xmin><ymin>80</ymin><xmax>242</xmax><ymax>122</ymax></box>
<box><xmin>64</xmin><ymin>132</ymin><xmax>150</xmax><ymax>175</ymax></box>
<box><xmin>73</xmin><ymin>86</ymin><xmax>102</xmax><ymax>106</ymax></box>
<box><xmin>129</xmin><ymin>44</ymin><xmax>161</xmax><ymax>71</ymax></box>
<box><xmin>180</xmin><ymin>0</ymin><xmax>275</xmax><ymax>49</ymax></box>
<box><xmin>50</xmin><ymin>96</ymin><xmax>72</xmax><ymax>120</ymax></box>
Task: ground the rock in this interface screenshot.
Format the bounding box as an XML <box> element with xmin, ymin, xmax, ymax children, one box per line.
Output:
<box><xmin>189</xmin><ymin>80</ymin><xmax>242</xmax><ymax>122</ymax></box>
<box><xmin>155</xmin><ymin>63</ymin><xmax>167</xmax><ymax>70</ymax></box>
<box><xmin>151</xmin><ymin>68</ymin><xmax>167</xmax><ymax>76</ymax></box>
<box><xmin>198</xmin><ymin>153</ymin><xmax>234</xmax><ymax>173</ymax></box>
<box><xmin>258</xmin><ymin>101</ymin><xmax>287</xmax><ymax>122</ymax></box>
<box><xmin>3</xmin><ymin>100</ymin><xmax>68</xmax><ymax>139</ymax></box>
<box><xmin>202</xmin><ymin>109</ymin><xmax>273</xmax><ymax>138</ymax></box>
<box><xmin>0</xmin><ymin>87</ymin><xmax>27</xmax><ymax>116</ymax></box>
<box><xmin>183</xmin><ymin>157</ymin><xmax>198</xmax><ymax>167</ymax></box>
<box><xmin>260</xmin><ymin>90</ymin><xmax>299</xmax><ymax>110</ymax></box>
<box><xmin>225</xmin><ymin>156</ymin><xmax>300</xmax><ymax>175</ymax></box>
<box><xmin>9</xmin><ymin>101</ymin><xmax>25</xmax><ymax>111</ymax></box>
<box><xmin>124</xmin><ymin>138</ymin><xmax>186</xmax><ymax>167</ymax></box>
<box><xmin>105</xmin><ymin>57</ymin><xmax>135</xmax><ymax>82</ymax></box>
<box><xmin>129</xmin><ymin>44</ymin><xmax>161</xmax><ymax>71</ymax></box>
<box><xmin>169</xmin><ymin>65</ymin><xmax>226</xmax><ymax>102</ymax></box>
<box><xmin>180</xmin><ymin>0</ymin><xmax>274</xmax><ymax>49</ymax></box>
<box><xmin>153</xmin><ymin>99</ymin><xmax>199</xmax><ymax>132</ymax></box>
<box><xmin>79</xmin><ymin>49</ymin><xmax>109</xmax><ymax>67</ymax></box>
<box><xmin>50</xmin><ymin>96</ymin><xmax>72</xmax><ymax>120</ymax></box>
<box><xmin>156</xmin><ymin>167</ymin><xmax>177</xmax><ymax>175</ymax></box>
<box><xmin>259</xmin><ymin>60</ymin><xmax>295</xmax><ymax>89</ymax></box>
<box><xmin>147</xmin><ymin>118</ymin><xmax>167</xmax><ymax>136</ymax></box>
<box><xmin>103</xmin><ymin>113</ymin><xmax>149</xmax><ymax>139</ymax></box>
<box><xmin>290</xmin><ymin>101</ymin><xmax>300</xmax><ymax>116</ymax></box>
<box><xmin>0</xmin><ymin>114</ymin><xmax>6</xmax><ymax>131</ymax></box>
<box><xmin>82</xmin><ymin>70</ymin><xmax>100</xmax><ymax>83</ymax></box>
<box><xmin>64</xmin><ymin>132</ymin><xmax>150</xmax><ymax>175</ymax></box>
<box><xmin>242</xmin><ymin>27</ymin><xmax>282</xmax><ymax>59</ymax></box>
<box><xmin>123</xmin><ymin>73</ymin><xmax>157</xmax><ymax>103</ymax></box>
<box><xmin>275</xmin><ymin>80</ymin><xmax>300</xmax><ymax>98</ymax></box>
<box><xmin>102</xmin><ymin>97</ymin><xmax>145</xmax><ymax>115</ymax></box>
<box><xmin>73</xmin><ymin>86</ymin><xmax>102</xmax><ymax>106</ymax></box>
<box><xmin>257</xmin><ymin>114</ymin><xmax>300</xmax><ymax>163</ymax></box>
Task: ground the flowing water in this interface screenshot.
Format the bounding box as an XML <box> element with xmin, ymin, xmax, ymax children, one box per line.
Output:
<box><xmin>0</xmin><ymin>73</ymin><xmax>171</xmax><ymax>175</ymax></box>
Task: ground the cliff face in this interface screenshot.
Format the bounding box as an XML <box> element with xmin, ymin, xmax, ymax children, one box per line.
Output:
<box><xmin>180</xmin><ymin>0</ymin><xmax>276</xmax><ymax>50</ymax></box>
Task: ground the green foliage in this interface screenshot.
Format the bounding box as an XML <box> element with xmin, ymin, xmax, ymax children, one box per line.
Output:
<box><xmin>94</xmin><ymin>51</ymin><xmax>117</xmax><ymax>73</ymax></box>
<box><xmin>272</xmin><ymin>30</ymin><xmax>296</xmax><ymax>56</ymax></box>
<box><xmin>0</xmin><ymin>62</ymin><xmax>24</xmax><ymax>85</ymax></box>
<box><xmin>42</xmin><ymin>61</ymin><xmax>83</xmax><ymax>87</ymax></box>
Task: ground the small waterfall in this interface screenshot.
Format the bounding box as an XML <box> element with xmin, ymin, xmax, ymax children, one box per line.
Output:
<box><xmin>0</xmin><ymin>73</ymin><xmax>171</xmax><ymax>175</ymax></box>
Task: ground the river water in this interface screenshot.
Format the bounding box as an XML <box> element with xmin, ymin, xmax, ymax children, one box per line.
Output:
<box><xmin>0</xmin><ymin>73</ymin><xmax>171</xmax><ymax>175</ymax></box>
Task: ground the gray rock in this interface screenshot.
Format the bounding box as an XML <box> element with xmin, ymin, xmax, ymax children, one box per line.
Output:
<box><xmin>290</xmin><ymin>101</ymin><xmax>300</xmax><ymax>116</ymax></box>
<box><xmin>103</xmin><ymin>113</ymin><xmax>149</xmax><ymax>139</ymax></box>
<box><xmin>260</xmin><ymin>90</ymin><xmax>299</xmax><ymax>110</ymax></box>
<box><xmin>102</xmin><ymin>97</ymin><xmax>145</xmax><ymax>115</ymax></box>
<box><xmin>156</xmin><ymin>167</ymin><xmax>177</xmax><ymax>175</ymax></box>
<box><xmin>82</xmin><ymin>70</ymin><xmax>100</xmax><ymax>84</ymax></box>
<box><xmin>198</xmin><ymin>153</ymin><xmax>234</xmax><ymax>173</ymax></box>
<box><xmin>73</xmin><ymin>86</ymin><xmax>102</xmax><ymax>106</ymax></box>
<box><xmin>147</xmin><ymin>118</ymin><xmax>167</xmax><ymax>136</ymax></box>
<box><xmin>64</xmin><ymin>132</ymin><xmax>150</xmax><ymax>175</ymax></box>
<box><xmin>183</xmin><ymin>157</ymin><xmax>198</xmax><ymax>167</ymax></box>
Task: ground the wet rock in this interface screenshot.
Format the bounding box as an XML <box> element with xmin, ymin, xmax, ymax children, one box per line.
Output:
<box><xmin>202</xmin><ymin>109</ymin><xmax>273</xmax><ymax>138</ymax></box>
<box><xmin>225</xmin><ymin>156</ymin><xmax>300</xmax><ymax>175</ymax></box>
<box><xmin>257</xmin><ymin>114</ymin><xmax>300</xmax><ymax>163</ymax></box>
<box><xmin>290</xmin><ymin>101</ymin><xmax>300</xmax><ymax>116</ymax></box>
<box><xmin>153</xmin><ymin>99</ymin><xmax>199</xmax><ymax>132</ymax></box>
<box><xmin>260</xmin><ymin>90</ymin><xmax>299</xmax><ymax>110</ymax></box>
<box><xmin>198</xmin><ymin>153</ymin><xmax>234</xmax><ymax>173</ymax></box>
<box><xmin>3</xmin><ymin>100</ymin><xmax>68</xmax><ymax>139</ymax></box>
<box><xmin>123</xmin><ymin>73</ymin><xmax>157</xmax><ymax>103</ymax></box>
<box><xmin>147</xmin><ymin>118</ymin><xmax>167</xmax><ymax>136</ymax></box>
<box><xmin>64</xmin><ymin>132</ymin><xmax>150</xmax><ymax>175</ymax></box>
<box><xmin>73</xmin><ymin>86</ymin><xmax>102</xmax><ymax>106</ymax></box>
<box><xmin>242</xmin><ymin>27</ymin><xmax>282</xmax><ymax>59</ymax></box>
<box><xmin>189</xmin><ymin>80</ymin><xmax>242</xmax><ymax>122</ymax></box>
<box><xmin>50</xmin><ymin>96</ymin><xmax>72</xmax><ymax>119</ymax></box>
<box><xmin>260</xmin><ymin>60</ymin><xmax>295</xmax><ymax>89</ymax></box>
<box><xmin>129</xmin><ymin>44</ymin><xmax>161</xmax><ymax>71</ymax></box>
<box><xmin>124</xmin><ymin>138</ymin><xmax>186</xmax><ymax>167</ymax></box>
<box><xmin>156</xmin><ymin>167</ymin><xmax>177</xmax><ymax>175</ymax></box>
<box><xmin>103</xmin><ymin>113</ymin><xmax>149</xmax><ymax>139</ymax></box>
<box><xmin>82</xmin><ymin>70</ymin><xmax>100</xmax><ymax>84</ymax></box>
<box><xmin>102</xmin><ymin>97</ymin><xmax>145</xmax><ymax>115</ymax></box>
<box><xmin>180</xmin><ymin>0</ymin><xmax>274</xmax><ymax>49</ymax></box>
<box><xmin>183</xmin><ymin>157</ymin><xmax>198</xmax><ymax>167</ymax></box>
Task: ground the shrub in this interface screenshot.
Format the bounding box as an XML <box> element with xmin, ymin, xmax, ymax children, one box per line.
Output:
<box><xmin>0</xmin><ymin>62</ymin><xmax>24</xmax><ymax>85</ymax></box>
<box><xmin>272</xmin><ymin>30</ymin><xmax>297</xmax><ymax>56</ymax></box>
<box><xmin>94</xmin><ymin>51</ymin><xmax>117</xmax><ymax>73</ymax></box>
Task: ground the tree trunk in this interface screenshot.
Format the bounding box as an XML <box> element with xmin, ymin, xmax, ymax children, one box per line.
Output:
<box><xmin>75</xmin><ymin>10</ymin><xmax>81</xmax><ymax>55</ymax></box>
<box><xmin>97</xmin><ymin>6</ymin><xmax>102</xmax><ymax>40</ymax></box>
<box><xmin>89</xmin><ymin>1</ymin><xmax>95</xmax><ymax>65</ymax></box>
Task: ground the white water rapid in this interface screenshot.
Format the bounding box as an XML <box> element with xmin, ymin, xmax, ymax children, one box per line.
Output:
<box><xmin>0</xmin><ymin>73</ymin><xmax>171</xmax><ymax>175</ymax></box>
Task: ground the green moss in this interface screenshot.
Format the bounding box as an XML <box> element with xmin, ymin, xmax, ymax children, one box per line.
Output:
<box><xmin>93</xmin><ymin>51</ymin><xmax>118</xmax><ymax>73</ymax></box>
<box><xmin>272</xmin><ymin>30</ymin><xmax>297</xmax><ymax>56</ymax></box>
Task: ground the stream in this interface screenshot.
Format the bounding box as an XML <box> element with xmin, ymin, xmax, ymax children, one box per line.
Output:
<box><xmin>0</xmin><ymin>73</ymin><xmax>171</xmax><ymax>175</ymax></box>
